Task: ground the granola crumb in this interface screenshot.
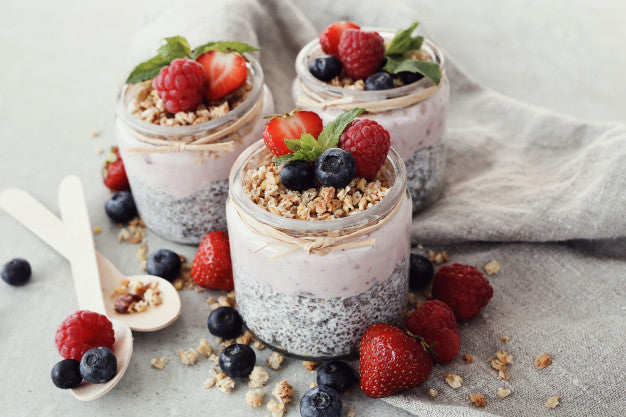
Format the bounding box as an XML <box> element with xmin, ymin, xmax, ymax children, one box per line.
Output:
<box><xmin>497</xmin><ymin>388</ymin><xmax>511</xmax><ymax>398</ymax></box>
<box><xmin>267</xmin><ymin>399</ymin><xmax>286</xmax><ymax>417</ymax></box>
<box><xmin>204</xmin><ymin>369</ymin><xmax>225</xmax><ymax>389</ymax></box>
<box><xmin>216</xmin><ymin>376</ymin><xmax>235</xmax><ymax>393</ymax></box>
<box><xmin>206</xmin><ymin>296</ymin><xmax>216</xmax><ymax>305</ymax></box>
<box><xmin>236</xmin><ymin>331</ymin><xmax>253</xmax><ymax>345</ymax></box>
<box><xmin>266</xmin><ymin>351</ymin><xmax>284</xmax><ymax>370</ymax></box>
<box><xmin>470</xmin><ymin>393</ymin><xmax>486</xmax><ymax>407</ymax></box>
<box><xmin>496</xmin><ymin>350</ymin><xmax>514</xmax><ymax>365</ymax></box>
<box><xmin>253</xmin><ymin>340</ymin><xmax>266</xmax><ymax>350</ymax></box>
<box><xmin>445</xmin><ymin>373</ymin><xmax>463</xmax><ymax>389</ymax></box>
<box><xmin>218</xmin><ymin>295</ymin><xmax>234</xmax><ymax>307</ymax></box>
<box><xmin>501</xmin><ymin>336</ymin><xmax>510</xmax><ymax>342</ymax></box>
<box><xmin>346</xmin><ymin>408</ymin><xmax>356</xmax><ymax>417</ymax></box>
<box><xmin>302</xmin><ymin>360</ymin><xmax>318</xmax><ymax>371</ymax></box>
<box><xmin>178</xmin><ymin>348</ymin><xmax>198</xmax><ymax>365</ymax></box>
<box><xmin>309</xmin><ymin>382</ymin><xmax>317</xmax><ymax>388</ymax></box>
<box><xmin>462</xmin><ymin>354</ymin><xmax>474</xmax><ymax>364</ymax></box>
<box><xmin>429</xmin><ymin>388</ymin><xmax>438</xmax><ymax>398</ymax></box>
<box><xmin>484</xmin><ymin>260</ymin><xmax>501</xmax><ymax>275</ymax></box>
<box><xmin>150</xmin><ymin>357</ymin><xmax>167</xmax><ymax>369</ymax></box>
<box><xmin>429</xmin><ymin>250</ymin><xmax>450</xmax><ymax>265</ymax></box>
<box><xmin>93</xmin><ymin>226</ymin><xmax>102</xmax><ymax>234</ymax></box>
<box><xmin>498</xmin><ymin>369</ymin><xmax>511</xmax><ymax>380</ymax></box>
<box><xmin>535</xmin><ymin>353</ymin><xmax>552</xmax><ymax>370</ymax></box>
<box><xmin>89</xmin><ymin>129</ymin><xmax>100</xmax><ymax>137</ymax></box>
<box><xmin>248</xmin><ymin>366</ymin><xmax>270</xmax><ymax>388</ymax></box>
<box><xmin>197</xmin><ymin>339</ymin><xmax>213</xmax><ymax>357</ymax></box>
<box><xmin>272</xmin><ymin>380</ymin><xmax>294</xmax><ymax>404</ymax></box>
<box><xmin>245</xmin><ymin>389</ymin><xmax>264</xmax><ymax>408</ymax></box>
<box><xmin>217</xmin><ymin>338</ymin><xmax>234</xmax><ymax>347</ymax></box>
<box><xmin>208</xmin><ymin>353</ymin><xmax>220</xmax><ymax>366</ymax></box>
<box><xmin>209</xmin><ymin>302</ymin><xmax>220</xmax><ymax>311</ymax></box>
<box><xmin>545</xmin><ymin>395</ymin><xmax>560</xmax><ymax>408</ymax></box>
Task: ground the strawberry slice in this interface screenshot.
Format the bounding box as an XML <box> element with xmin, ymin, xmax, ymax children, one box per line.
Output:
<box><xmin>320</xmin><ymin>21</ymin><xmax>360</xmax><ymax>57</ymax></box>
<box><xmin>196</xmin><ymin>50</ymin><xmax>248</xmax><ymax>101</ymax></box>
<box><xmin>262</xmin><ymin>110</ymin><xmax>324</xmax><ymax>157</ymax></box>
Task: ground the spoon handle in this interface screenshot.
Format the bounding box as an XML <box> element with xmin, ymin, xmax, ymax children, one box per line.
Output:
<box><xmin>58</xmin><ymin>175</ymin><xmax>107</xmax><ymax>314</ymax></box>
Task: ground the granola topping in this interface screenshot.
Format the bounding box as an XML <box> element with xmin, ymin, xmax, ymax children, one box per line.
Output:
<box><xmin>112</xmin><ymin>279</ymin><xmax>162</xmax><ymax>314</ymax></box>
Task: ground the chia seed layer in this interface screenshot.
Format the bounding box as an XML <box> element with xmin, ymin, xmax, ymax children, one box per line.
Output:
<box><xmin>406</xmin><ymin>141</ymin><xmax>446</xmax><ymax>213</ymax></box>
<box><xmin>234</xmin><ymin>253</ymin><xmax>409</xmax><ymax>359</ymax></box>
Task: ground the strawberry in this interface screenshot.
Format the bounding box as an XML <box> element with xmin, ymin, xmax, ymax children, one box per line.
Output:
<box><xmin>319</xmin><ymin>21</ymin><xmax>361</xmax><ymax>57</ymax></box>
<box><xmin>191</xmin><ymin>231</ymin><xmax>233</xmax><ymax>290</ymax></box>
<box><xmin>196</xmin><ymin>50</ymin><xmax>247</xmax><ymax>101</ymax></box>
<box><xmin>102</xmin><ymin>147</ymin><xmax>130</xmax><ymax>191</ymax></box>
<box><xmin>262</xmin><ymin>110</ymin><xmax>324</xmax><ymax>157</ymax></box>
<box><xmin>359</xmin><ymin>323</ymin><xmax>433</xmax><ymax>398</ymax></box>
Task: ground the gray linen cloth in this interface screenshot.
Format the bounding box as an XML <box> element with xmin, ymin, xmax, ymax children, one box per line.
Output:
<box><xmin>130</xmin><ymin>1</ymin><xmax>626</xmax><ymax>415</ymax></box>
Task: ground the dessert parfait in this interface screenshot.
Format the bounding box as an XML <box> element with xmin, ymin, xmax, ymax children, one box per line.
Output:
<box><xmin>292</xmin><ymin>22</ymin><xmax>449</xmax><ymax>213</ymax></box>
<box><xmin>115</xmin><ymin>36</ymin><xmax>274</xmax><ymax>243</ymax></box>
<box><xmin>226</xmin><ymin>108</ymin><xmax>412</xmax><ymax>359</ymax></box>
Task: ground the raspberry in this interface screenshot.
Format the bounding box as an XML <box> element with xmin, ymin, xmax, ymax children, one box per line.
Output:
<box><xmin>432</xmin><ymin>264</ymin><xmax>494</xmax><ymax>321</ymax></box>
<box><xmin>152</xmin><ymin>58</ymin><xmax>205</xmax><ymax>114</ymax></box>
<box><xmin>337</xmin><ymin>29</ymin><xmax>385</xmax><ymax>80</ymax></box>
<box><xmin>55</xmin><ymin>310</ymin><xmax>115</xmax><ymax>361</ymax></box>
<box><xmin>339</xmin><ymin>119</ymin><xmax>390</xmax><ymax>178</ymax></box>
<box><xmin>404</xmin><ymin>300</ymin><xmax>460</xmax><ymax>363</ymax></box>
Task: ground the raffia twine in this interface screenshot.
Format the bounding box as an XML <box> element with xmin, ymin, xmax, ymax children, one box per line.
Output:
<box><xmin>123</xmin><ymin>89</ymin><xmax>265</xmax><ymax>156</ymax></box>
<box><xmin>230</xmin><ymin>191</ymin><xmax>404</xmax><ymax>259</ymax></box>
<box><xmin>294</xmin><ymin>72</ymin><xmax>445</xmax><ymax>113</ymax></box>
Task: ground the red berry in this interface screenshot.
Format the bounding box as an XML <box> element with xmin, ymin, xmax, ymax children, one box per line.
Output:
<box><xmin>404</xmin><ymin>300</ymin><xmax>460</xmax><ymax>363</ymax></box>
<box><xmin>359</xmin><ymin>323</ymin><xmax>433</xmax><ymax>398</ymax></box>
<box><xmin>55</xmin><ymin>310</ymin><xmax>115</xmax><ymax>361</ymax></box>
<box><xmin>152</xmin><ymin>58</ymin><xmax>205</xmax><ymax>113</ymax></box>
<box><xmin>432</xmin><ymin>264</ymin><xmax>494</xmax><ymax>321</ymax></box>
<box><xmin>337</xmin><ymin>29</ymin><xmax>385</xmax><ymax>80</ymax></box>
<box><xmin>339</xmin><ymin>119</ymin><xmax>390</xmax><ymax>178</ymax></box>
<box><xmin>102</xmin><ymin>147</ymin><xmax>130</xmax><ymax>192</ymax></box>
<box><xmin>319</xmin><ymin>21</ymin><xmax>360</xmax><ymax>57</ymax></box>
<box><xmin>263</xmin><ymin>110</ymin><xmax>324</xmax><ymax>157</ymax></box>
<box><xmin>191</xmin><ymin>231</ymin><xmax>233</xmax><ymax>290</ymax></box>
<box><xmin>196</xmin><ymin>51</ymin><xmax>248</xmax><ymax>101</ymax></box>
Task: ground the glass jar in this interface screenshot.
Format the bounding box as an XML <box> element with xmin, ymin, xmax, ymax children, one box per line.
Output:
<box><xmin>293</xmin><ymin>30</ymin><xmax>449</xmax><ymax>213</ymax></box>
<box><xmin>115</xmin><ymin>55</ymin><xmax>274</xmax><ymax>244</ymax></box>
<box><xmin>226</xmin><ymin>141</ymin><xmax>411</xmax><ymax>359</ymax></box>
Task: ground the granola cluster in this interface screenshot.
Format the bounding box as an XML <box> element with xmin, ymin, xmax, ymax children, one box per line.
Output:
<box><xmin>112</xmin><ymin>279</ymin><xmax>162</xmax><ymax>314</ymax></box>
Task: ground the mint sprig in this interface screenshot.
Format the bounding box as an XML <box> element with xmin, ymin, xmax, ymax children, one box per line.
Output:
<box><xmin>385</xmin><ymin>23</ymin><xmax>423</xmax><ymax>55</ymax></box>
<box><xmin>192</xmin><ymin>41</ymin><xmax>258</xmax><ymax>59</ymax></box>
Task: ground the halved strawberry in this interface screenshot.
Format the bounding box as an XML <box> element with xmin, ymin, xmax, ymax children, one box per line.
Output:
<box><xmin>102</xmin><ymin>147</ymin><xmax>130</xmax><ymax>192</ymax></box>
<box><xmin>262</xmin><ymin>110</ymin><xmax>324</xmax><ymax>157</ymax></box>
<box><xmin>320</xmin><ymin>21</ymin><xmax>360</xmax><ymax>57</ymax></box>
<box><xmin>196</xmin><ymin>50</ymin><xmax>247</xmax><ymax>101</ymax></box>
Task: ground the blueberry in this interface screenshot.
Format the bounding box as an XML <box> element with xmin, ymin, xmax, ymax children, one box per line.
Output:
<box><xmin>104</xmin><ymin>191</ymin><xmax>137</xmax><ymax>223</ymax></box>
<box><xmin>409</xmin><ymin>253</ymin><xmax>434</xmax><ymax>289</ymax></box>
<box><xmin>207</xmin><ymin>306</ymin><xmax>243</xmax><ymax>339</ymax></box>
<box><xmin>1</xmin><ymin>258</ymin><xmax>31</xmax><ymax>286</ymax></box>
<box><xmin>314</xmin><ymin>149</ymin><xmax>356</xmax><ymax>189</ymax></box>
<box><xmin>316</xmin><ymin>361</ymin><xmax>355</xmax><ymax>392</ymax></box>
<box><xmin>146</xmin><ymin>249</ymin><xmax>181</xmax><ymax>281</ymax></box>
<box><xmin>309</xmin><ymin>56</ymin><xmax>342</xmax><ymax>82</ymax></box>
<box><xmin>399</xmin><ymin>71</ymin><xmax>424</xmax><ymax>85</ymax></box>
<box><xmin>79</xmin><ymin>346</ymin><xmax>117</xmax><ymax>384</ymax></box>
<box><xmin>300</xmin><ymin>386</ymin><xmax>343</xmax><ymax>417</ymax></box>
<box><xmin>51</xmin><ymin>359</ymin><xmax>82</xmax><ymax>389</ymax></box>
<box><xmin>280</xmin><ymin>160</ymin><xmax>316</xmax><ymax>192</ymax></box>
<box><xmin>218</xmin><ymin>343</ymin><xmax>256</xmax><ymax>378</ymax></box>
<box><xmin>365</xmin><ymin>72</ymin><xmax>394</xmax><ymax>90</ymax></box>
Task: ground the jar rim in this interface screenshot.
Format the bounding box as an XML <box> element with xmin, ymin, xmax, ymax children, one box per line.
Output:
<box><xmin>115</xmin><ymin>53</ymin><xmax>265</xmax><ymax>136</ymax></box>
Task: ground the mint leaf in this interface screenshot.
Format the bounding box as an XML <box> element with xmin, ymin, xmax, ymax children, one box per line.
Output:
<box><xmin>385</xmin><ymin>23</ymin><xmax>423</xmax><ymax>55</ymax></box>
<box><xmin>192</xmin><ymin>41</ymin><xmax>258</xmax><ymax>59</ymax></box>
<box><xmin>125</xmin><ymin>54</ymin><xmax>169</xmax><ymax>84</ymax></box>
<box><xmin>317</xmin><ymin>108</ymin><xmax>365</xmax><ymax>149</ymax></box>
<box><xmin>157</xmin><ymin>36</ymin><xmax>191</xmax><ymax>62</ymax></box>
<box><xmin>384</xmin><ymin>55</ymin><xmax>442</xmax><ymax>85</ymax></box>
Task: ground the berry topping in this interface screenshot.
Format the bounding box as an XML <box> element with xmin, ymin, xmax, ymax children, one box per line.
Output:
<box><xmin>432</xmin><ymin>263</ymin><xmax>494</xmax><ymax>321</ymax></box>
<box><xmin>280</xmin><ymin>160</ymin><xmax>315</xmax><ymax>191</ymax></box>
<box><xmin>339</xmin><ymin>119</ymin><xmax>390</xmax><ymax>178</ymax></box>
<box><xmin>314</xmin><ymin>148</ymin><xmax>356</xmax><ymax>188</ymax></box>
<box><xmin>196</xmin><ymin>50</ymin><xmax>248</xmax><ymax>101</ymax></box>
<box><xmin>404</xmin><ymin>300</ymin><xmax>460</xmax><ymax>363</ymax></box>
<box><xmin>104</xmin><ymin>191</ymin><xmax>137</xmax><ymax>223</ymax></box>
<box><xmin>152</xmin><ymin>58</ymin><xmax>205</xmax><ymax>113</ymax></box>
<box><xmin>146</xmin><ymin>249</ymin><xmax>181</xmax><ymax>282</ymax></box>
<box><xmin>319</xmin><ymin>21</ymin><xmax>360</xmax><ymax>57</ymax></box>
<box><xmin>1</xmin><ymin>258</ymin><xmax>31</xmax><ymax>286</ymax></box>
<box><xmin>337</xmin><ymin>29</ymin><xmax>385</xmax><ymax>80</ymax></box>
<box><xmin>365</xmin><ymin>72</ymin><xmax>395</xmax><ymax>90</ymax></box>
<box><xmin>55</xmin><ymin>310</ymin><xmax>115</xmax><ymax>361</ymax></box>
<box><xmin>309</xmin><ymin>56</ymin><xmax>343</xmax><ymax>81</ymax></box>
<box><xmin>218</xmin><ymin>343</ymin><xmax>256</xmax><ymax>378</ymax></box>
<box><xmin>51</xmin><ymin>359</ymin><xmax>82</xmax><ymax>389</ymax></box>
<box><xmin>399</xmin><ymin>71</ymin><xmax>424</xmax><ymax>85</ymax></box>
<box><xmin>207</xmin><ymin>306</ymin><xmax>243</xmax><ymax>339</ymax></box>
<box><xmin>102</xmin><ymin>147</ymin><xmax>130</xmax><ymax>192</ymax></box>
<box><xmin>263</xmin><ymin>110</ymin><xmax>324</xmax><ymax>157</ymax></box>
<box><xmin>359</xmin><ymin>323</ymin><xmax>432</xmax><ymax>398</ymax></box>
<box><xmin>300</xmin><ymin>386</ymin><xmax>343</xmax><ymax>417</ymax></box>
<box><xmin>316</xmin><ymin>360</ymin><xmax>355</xmax><ymax>393</ymax></box>
<box><xmin>409</xmin><ymin>254</ymin><xmax>434</xmax><ymax>289</ymax></box>
<box><xmin>79</xmin><ymin>346</ymin><xmax>117</xmax><ymax>384</ymax></box>
<box><xmin>191</xmin><ymin>231</ymin><xmax>233</xmax><ymax>290</ymax></box>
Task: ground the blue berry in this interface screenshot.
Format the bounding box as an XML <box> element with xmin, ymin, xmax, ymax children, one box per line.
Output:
<box><xmin>219</xmin><ymin>343</ymin><xmax>256</xmax><ymax>378</ymax></box>
<box><xmin>79</xmin><ymin>346</ymin><xmax>117</xmax><ymax>384</ymax></box>
<box><xmin>399</xmin><ymin>71</ymin><xmax>424</xmax><ymax>85</ymax></box>
<box><xmin>51</xmin><ymin>359</ymin><xmax>82</xmax><ymax>389</ymax></box>
<box><xmin>314</xmin><ymin>148</ymin><xmax>356</xmax><ymax>188</ymax></box>
<box><xmin>300</xmin><ymin>386</ymin><xmax>342</xmax><ymax>417</ymax></box>
<box><xmin>280</xmin><ymin>160</ymin><xmax>315</xmax><ymax>192</ymax></box>
<box><xmin>104</xmin><ymin>191</ymin><xmax>137</xmax><ymax>223</ymax></box>
<box><xmin>1</xmin><ymin>258</ymin><xmax>31</xmax><ymax>286</ymax></box>
<box><xmin>208</xmin><ymin>306</ymin><xmax>243</xmax><ymax>339</ymax></box>
<box><xmin>309</xmin><ymin>56</ymin><xmax>342</xmax><ymax>82</ymax></box>
<box><xmin>365</xmin><ymin>72</ymin><xmax>394</xmax><ymax>90</ymax></box>
<box><xmin>409</xmin><ymin>253</ymin><xmax>434</xmax><ymax>289</ymax></box>
<box><xmin>146</xmin><ymin>249</ymin><xmax>181</xmax><ymax>281</ymax></box>
<box><xmin>316</xmin><ymin>361</ymin><xmax>355</xmax><ymax>392</ymax></box>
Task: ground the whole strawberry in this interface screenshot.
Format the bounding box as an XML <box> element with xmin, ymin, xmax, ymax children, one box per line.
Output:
<box><xmin>404</xmin><ymin>300</ymin><xmax>460</xmax><ymax>363</ymax></box>
<box><xmin>152</xmin><ymin>58</ymin><xmax>205</xmax><ymax>113</ymax></box>
<box><xmin>339</xmin><ymin>119</ymin><xmax>390</xmax><ymax>178</ymax></box>
<box><xmin>102</xmin><ymin>147</ymin><xmax>130</xmax><ymax>192</ymax></box>
<box><xmin>360</xmin><ymin>323</ymin><xmax>432</xmax><ymax>398</ymax></box>
<box><xmin>320</xmin><ymin>21</ymin><xmax>360</xmax><ymax>57</ymax></box>
<box><xmin>432</xmin><ymin>264</ymin><xmax>493</xmax><ymax>321</ymax></box>
<box><xmin>191</xmin><ymin>231</ymin><xmax>233</xmax><ymax>290</ymax></box>
<box><xmin>338</xmin><ymin>29</ymin><xmax>385</xmax><ymax>80</ymax></box>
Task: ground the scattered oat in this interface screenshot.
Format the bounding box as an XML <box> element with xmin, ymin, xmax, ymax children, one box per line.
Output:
<box><xmin>497</xmin><ymin>388</ymin><xmax>511</xmax><ymax>398</ymax></box>
<box><xmin>501</xmin><ymin>336</ymin><xmax>510</xmax><ymax>342</ymax></box>
<box><xmin>216</xmin><ymin>376</ymin><xmax>235</xmax><ymax>393</ymax></box>
<box><xmin>272</xmin><ymin>380</ymin><xmax>294</xmax><ymax>404</ymax></box>
<box><xmin>267</xmin><ymin>351</ymin><xmax>284</xmax><ymax>370</ymax></box>
<box><xmin>248</xmin><ymin>366</ymin><xmax>269</xmax><ymax>388</ymax></box>
<box><xmin>484</xmin><ymin>260</ymin><xmax>500</xmax><ymax>275</ymax></box>
<box><xmin>445</xmin><ymin>373</ymin><xmax>463</xmax><ymax>389</ymax></box>
<box><xmin>253</xmin><ymin>340</ymin><xmax>266</xmax><ymax>350</ymax></box>
<box><xmin>462</xmin><ymin>354</ymin><xmax>474</xmax><ymax>364</ymax></box>
<box><xmin>150</xmin><ymin>357</ymin><xmax>167</xmax><ymax>369</ymax></box>
<box><xmin>470</xmin><ymin>393</ymin><xmax>486</xmax><ymax>407</ymax></box>
<box><xmin>217</xmin><ymin>338</ymin><xmax>234</xmax><ymax>347</ymax></box>
<box><xmin>429</xmin><ymin>250</ymin><xmax>450</xmax><ymax>265</ymax></box>
<box><xmin>89</xmin><ymin>129</ymin><xmax>100</xmax><ymax>137</ymax></box>
<box><xmin>197</xmin><ymin>339</ymin><xmax>213</xmax><ymax>357</ymax></box>
<box><xmin>236</xmin><ymin>331</ymin><xmax>253</xmax><ymax>345</ymax></box>
<box><xmin>93</xmin><ymin>226</ymin><xmax>102</xmax><ymax>235</ymax></box>
<box><xmin>545</xmin><ymin>395</ymin><xmax>560</xmax><ymax>408</ymax></box>
<box><xmin>204</xmin><ymin>368</ymin><xmax>224</xmax><ymax>388</ymax></box>
<box><xmin>535</xmin><ymin>353</ymin><xmax>552</xmax><ymax>370</ymax></box>
<box><xmin>178</xmin><ymin>348</ymin><xmax>198</xmax><ymax>365</ymax></box>
<box><xmin>267</xmin><ymin>399</ymin><xmax>286</xmax><ymax>417</ymax></box>
<box><xmin>346</xmin><ymin>408</ymin><xmax>356</xmax><ymax>417</ymax></box>
<box><xmin>496</xmin><ymin>350</ymin><xmax>513</xmax><ymax>365</ymax></box>
<box><xmin>429</xmin><ymin>389</ymin><xmax>438</xmax><ymax>398</ymax></box>
<box><xmin>245</xmin><ymin>389</ymin><xmax>264</xmax><ymax>408</ymax></box>
<box><xmin>491</xmin><ymin>359</ymin><xmax>506</xmax><ymax>372</ymax></box>
<box><xmin>302</xmin><ymin>361</ymin><xmax>318</xmax><ymax>371</ymax></box>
